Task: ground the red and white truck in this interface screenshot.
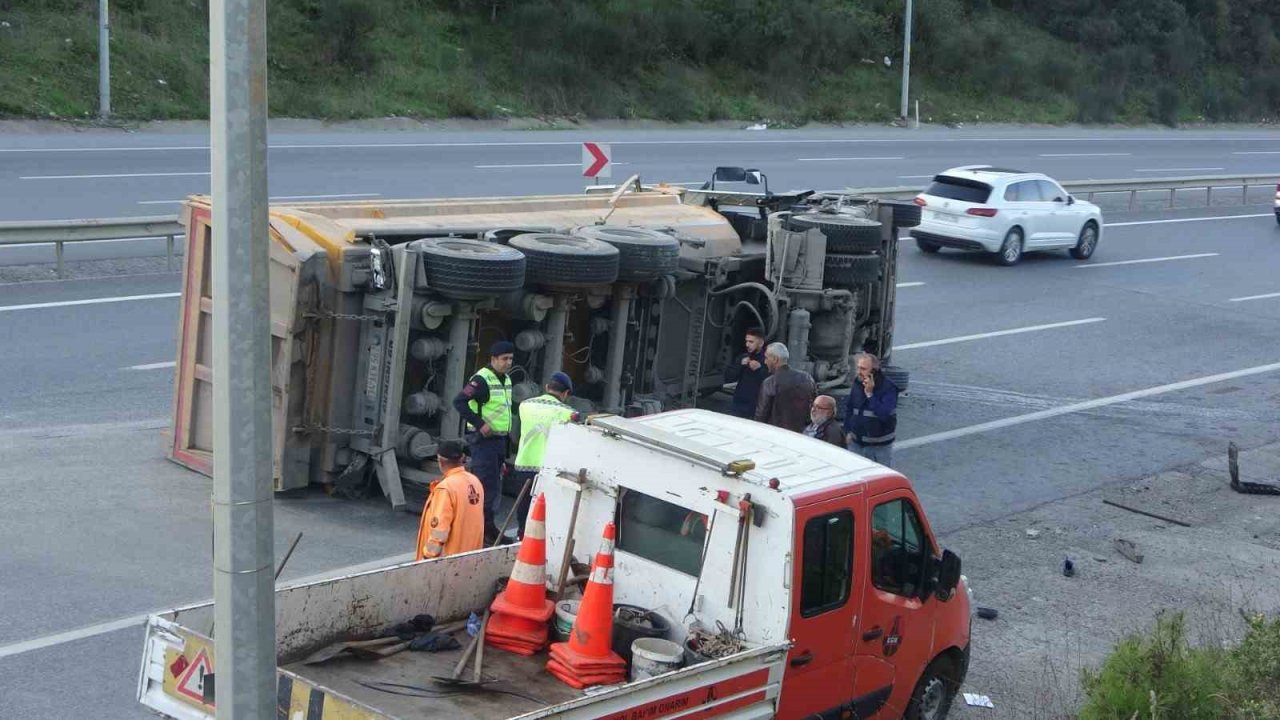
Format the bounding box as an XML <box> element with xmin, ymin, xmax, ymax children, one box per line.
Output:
<box><xmin>139</xmin><ymin>409</ymin><xmax>972</xmax><ymax>719</ymax></box>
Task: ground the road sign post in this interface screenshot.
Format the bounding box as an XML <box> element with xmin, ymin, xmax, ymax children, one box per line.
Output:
<box><xmin>582</xmin><ymin>142</ymin><xmax>612</xmax><ymax>179</ymax></box>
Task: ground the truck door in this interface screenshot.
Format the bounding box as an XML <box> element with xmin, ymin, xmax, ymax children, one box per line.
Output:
<box><xmin>778</xmin><ymin>494</ymin><xmax>861</xmax><ymax>719</ymax></box>
<box><xmin>852</xmin><ymin>490</ymin><xmax>940</xmax><ymax>718</ymax></box>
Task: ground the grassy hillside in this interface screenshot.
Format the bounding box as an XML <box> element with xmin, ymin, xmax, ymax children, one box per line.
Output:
<box><xmin>1</xmin><ymin>0</ymin><xmax>1278</xmax><ymax>125</ymax></box>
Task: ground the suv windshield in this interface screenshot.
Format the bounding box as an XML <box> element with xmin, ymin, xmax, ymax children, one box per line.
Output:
<box><xmin>925</xmin><ymin>176</ymin><xmax>992</xmax><ymax>204</ymax></box>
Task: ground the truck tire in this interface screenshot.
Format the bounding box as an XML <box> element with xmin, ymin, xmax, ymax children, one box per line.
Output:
<box><xmin>572</xmin><ymin>226</ymin><xmax>680</xmax><ymax>282</ymax></box>
<box><xmin>905</xmin><ymin>658</ymin><xmax>959</xmax><ymax>720</ymax></box>
<box><xmin>882</xmin><ymin>199</ymin><xmax>923</xmax><ymax>228</ymax></box>
<box><xmin>413</xmin><ymin>238</ymin><xmax>526</xmax><ymax>299</ymax></box>
<box><xmin>824</xmin><ymin>253</ymin><xmax>882</xmax><ymax>285</ymax></box>
<box><xmin>882</xmin><ymin>364</ymin><xmax>910</xmax><ymax>393</ymax></box>
<box><xmin>788</xmin><ymin>214</ymin><xmax>883</xmax><ymax>253</ymax></box>
<box><xmin>508</xmin><ymin>233</ymin><xmax>620</xmax><ymax>287</ymax></box>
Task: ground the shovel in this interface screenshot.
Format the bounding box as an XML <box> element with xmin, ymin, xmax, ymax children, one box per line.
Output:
<box><xmin>301</xmin><ymin>636</ymin><xmax>402</xmax><ymax>665</ymax></box>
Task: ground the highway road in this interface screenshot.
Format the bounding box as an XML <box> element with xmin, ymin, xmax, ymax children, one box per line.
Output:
<box><xmin>1</xmin><ymin>126</ymin><xmax>1280</xmax><ymax>717</ymax></box>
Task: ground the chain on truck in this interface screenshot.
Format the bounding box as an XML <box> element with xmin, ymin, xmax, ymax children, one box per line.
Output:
<box><xmin>166</xmin><ymin>167</ymin><xmax>921</xmax><ymax>506</ymax></box>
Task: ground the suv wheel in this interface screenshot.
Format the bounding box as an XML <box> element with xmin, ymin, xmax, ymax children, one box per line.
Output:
<box><xmin>916</xmin><ymin>238</ymin><xmax>941</xmax><ymax>254</ymax></box>
<box><xmin>1069</xmin><ymin>222</ymin><xmax>1099</xmax><ymax>260</ymax></box>
<box><xmin>997</xmin><ymin>227</ymin><xmax>1023</xmax><ymax>266</ymax></box>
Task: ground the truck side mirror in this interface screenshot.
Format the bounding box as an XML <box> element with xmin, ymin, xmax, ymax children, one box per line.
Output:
<box><xmin>714</xmin><ymin>166</ymin><xmax>749</xmax><ymax>183</ymax></box>
<box><xmin>937</xmin><ymin>549</ymin><xmax>962</xmax><ymax>597</ymax></box>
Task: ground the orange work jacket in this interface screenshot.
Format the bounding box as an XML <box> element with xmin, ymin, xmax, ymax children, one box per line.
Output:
<box><xmin>416</xmin><ymin>466</ymin><xmax>485</xmax><ymax>560</ymax></box>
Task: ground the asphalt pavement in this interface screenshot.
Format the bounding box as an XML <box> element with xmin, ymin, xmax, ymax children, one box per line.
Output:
<box><xmin>1</xmin><ymin>126</ymin><xmax>1280</xmax><ymax>718</ymax></box>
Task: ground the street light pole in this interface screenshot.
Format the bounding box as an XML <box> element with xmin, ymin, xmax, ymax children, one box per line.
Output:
<box><xmin>210</xmin><ymin>0</ymin><xmax>274</xmax><ymax>716</ymax></box>
<box><xmin>899</xmin><ymin>0</ymin><xmax>913</xmax><ymax>121</ymax></box>
<box><xmin>98</xmin><ymin>0</ymin><xmax>110</xmax><ymax>117</ymax></box>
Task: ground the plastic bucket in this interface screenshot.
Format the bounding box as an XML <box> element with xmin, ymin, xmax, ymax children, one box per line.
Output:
<box><xmin>630</xmin><ymin>638</ymin><xmax>684</xmax><ymax>682</ymax></box>
<box><xmin>553</xmin><ymin>600</ymin><xmax>580</xmax><ymax>642</ymax></box>
<box><xmin>683</xmin><ymin>636</ymin><xmax>712</xmax><ymax>667</ymax></box>
<box><xmin>612</xmin><ymin>605</ymin><xmax>672</xmax><ymax>665</ymax></box>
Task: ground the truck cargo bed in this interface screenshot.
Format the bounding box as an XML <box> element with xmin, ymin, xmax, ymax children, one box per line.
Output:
<box><xmin>283</xmin><ymin>636</ymin><xmax>580</xmax><ymax>720</ymax></box>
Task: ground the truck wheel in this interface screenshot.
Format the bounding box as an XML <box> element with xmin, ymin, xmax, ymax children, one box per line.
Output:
<box><xmin>823</xmin><ymin>253</ymin><xmax>882</xmax><ymax>285</ymax></box>
<box><xmin>905</xmin><ymin>659</ymin><xmax>959</xmax><ymax>720</ymax></box>
<box><xmin>413</xmin><ymin>238</ymin><xmax>526</xmax><ymax>299</ymax></box>
<box><xmin>881</xmin><ymin>364</ymin><xmax>909</xmax><ymax>393</ymax></box>
<box><xmin>789</xmin><ymin>214</ymin><xmax>883</xmax><ymax>253</ymax></box>
<box><xmin>508</xmin><ymin>233</ymin><xmax>620</xmax><ymax>287</ymax></box>
<box><xmin>572</xmin><ymin>226</ymin><xmax>680</xmax><ymax>282</ymax></box>
<box><xmin>882</xmin><ymin>199</ymin><xmax>923</xmax><ymax>228</ymax></box>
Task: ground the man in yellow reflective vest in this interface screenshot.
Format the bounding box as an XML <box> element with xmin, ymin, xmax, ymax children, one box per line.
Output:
<box><xmin>415</xmin><ymin>440</ymin><xmax>484</xmax><ymax>560</ymax></box>
<box><xmin>451</xmin><ymin>340</ymin><xmax>515</xmax><ymax>544</ymax></box>
<box><xmin>512</xmin><ymin>371</ymin><xmax>580</xmax><ymax>538</ymax></box>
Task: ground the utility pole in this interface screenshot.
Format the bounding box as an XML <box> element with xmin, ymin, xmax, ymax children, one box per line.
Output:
<box><xmin>210</xmin><ymin>0</ymin><xmax>274</xmax><ymax>715</ymax></box>
<box><xmin>899</xmin><ymin>0</ymin><xmax>913</xmax><ymax>122</ymax></box>
<box><xmin>98</xmin><ymin>0</ymin><xmax>110</xmax><ymax>117</ymax></box>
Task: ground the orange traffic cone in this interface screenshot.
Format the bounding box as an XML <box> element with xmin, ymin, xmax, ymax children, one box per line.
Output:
<box><xmin>546</xmin><ymin>522</ymin><xmax>627</xmax><ymax>688</ymax></box>
<box><xmin>486</xmin><ymin>493</ymin><xmax>556</xmax><ymax>656</ymax></box>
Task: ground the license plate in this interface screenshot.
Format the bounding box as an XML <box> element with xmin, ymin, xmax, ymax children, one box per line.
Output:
<box><xmin>932</xmin><ymin>211</ymin><xmax>960</xmax><ymax>224</ymax></box>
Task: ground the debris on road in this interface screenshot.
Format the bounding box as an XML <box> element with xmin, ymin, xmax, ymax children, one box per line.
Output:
<box><xmin>976</xmin><ymin>607</ymin><xmax>999</xmax><ymax>621</ymax></box>
<box><xmin>1063</xmin><ymin>557</ymin><xmax>1075</xmax><ymax>577</ymax></box>
<box><xmin>1229</xmin><ymin>442</ymin><xmax>1280</xmax><ymax>496</ymax></box>
<box><xmin>1025</xmin><ymin>528</ymin><xmax>1041</xmax><ymax>539</ymax></box>
<box><xmin>1101</xmin><ymin>498</ymin><xmax>1192</xmax><ymax>527</ymax></box>
<box><xmin>963</xmin><ymin>692</ymin><xmax>996</xmax><ymax>708</ymax></box>
<box><xmin>1113</xmin><ymin>538</ymin><xmax>1144</xmax><ymax>564</ymax></box>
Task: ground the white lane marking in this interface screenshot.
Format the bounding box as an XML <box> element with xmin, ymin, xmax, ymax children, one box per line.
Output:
<box><xmin>896</xmin><ymin>282</ymin><xmax>926</xmax><ymax>288</ymax></box>
<box><xmin>0</xmin><ymin>552</ymin><xmax>416</xmax><ymax>660</ymax></box>
<box><xmin>475</xmin><ymin>162</ymin><xmax>630</xmax><ymax>169</ymax></box>
<box><xmin>898</xmin><ymin>360</ymin><xmax>1280</xmax><ymax>450</ymax></box>
<box><xmin>1229</xmin><ymin>292</ymin><xmax>1280</xmax><ymax>302</ymax></box>
<box><xmin>1077</xmin><ymin>253</ymin><xmax>1217</xmax><ymax>268</ymax></box>
<box><xmin>1107</xmin><ymin>213</ymin><xmax>1272</xmax><ymax>227</ymax></box>
<box><xmin>1133</xmin><ymin>167</ymin><xmax>1225</xmax><ymax>173</ymax></box>
<box><xmin>897</xmin><ymin>175</ymin><xmax>934</xmax><ymax>179</ymax></box>
<box><xmin>895</xmin><ymin>318</ymin><xmax>1105</xmax><ymax>350</ymax></box>
<box><xmin>21</xmin><ymin>171</ymin><xmax>210</xmax><ymax>180</ymax></box>
<box><xmin>127</xmin><ymin>361</ymin><xmax>176</xmax><ymax>371</ymax></box>
<box><xmin>796</xmin><ymin>156</ymin><xmax>904</xmax><ymax>162</ymax></box>
<box><xmin>137</xmin><ymin>192</ymin><xmax>380</xmax><ymax>205</ymax></box>
<box><xmin>0</xmin><ymin>292</ymin><xmax>180</xmax><ymax>313</ymax></box>
<box><xmin>1039</xmin><ymin>152</ymin><xmax>1131</xmax><ymax>157</ymax></box>
<box><xmin>1232</xmin><ymin>151</ymin><xmax>1280</xmax><ymax>155</ymax></box>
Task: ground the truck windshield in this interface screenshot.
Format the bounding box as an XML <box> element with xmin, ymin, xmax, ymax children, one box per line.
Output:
<box><xmin>924</xmin><ymin>177</ymin><xmax>992</xmax><ymax>204</ymax></box>
<box><xmin>616</xmin><ymin>489</ymin><xmax>707</xmax><ymax>576</ymax></box>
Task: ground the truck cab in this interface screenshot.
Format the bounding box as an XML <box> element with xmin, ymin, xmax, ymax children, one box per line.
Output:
<box><xmin>139</xmin><ymin>409</ymin><xmax>969</xmax><ymax>720</ymax></box>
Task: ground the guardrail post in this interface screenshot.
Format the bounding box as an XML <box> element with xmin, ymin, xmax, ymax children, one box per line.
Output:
<box><xmin>1129</xmin><ymin>190</ymin><xmax>1137</xmax><ymax>210</ymax></box>
<box><xmin>166</xmin><ymin>234</ymin><xmax>175</xmax><ymax>271</ymax></box>
<box><xmin>1242</xmin><ymin>184</ymin><xmax>1249</xmax><ymax>205</ymax></box>
<box><xmin>1168</xmin><ymin>188</ymin><xmax>1176</xmax><ymax>208</ymax></box>
<box><xmin>55</xmin><ymin>241</ymin><xmax>64</xmax><ymax>278</ymax></box>
<box><xmin>1087</xmin><ymin>192</ymin><xmax>1095</xmax><ymax>202</ymax></box>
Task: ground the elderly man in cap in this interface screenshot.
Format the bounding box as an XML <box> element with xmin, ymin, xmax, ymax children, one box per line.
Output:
<box><xmin>803</xmin><ymin>395</ymin><xmax>845</xmax><ymax>447</ymax></box>
<box><xmin>510</xmin><ymin>371</ymin><xmax>580</xmax><ymax>538</ymax></box>
<box><xmin>416</xmin><ymin>440</ymin><xmax>484</xmax><ymax>560</ymax></box>
<box><xmin>452</xmin><ymin>340</ymin><xmax>515</xmax><ymax>543</ymax></box>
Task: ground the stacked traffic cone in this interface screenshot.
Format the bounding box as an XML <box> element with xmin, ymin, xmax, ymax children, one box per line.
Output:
<box><xmin>546</xmin><ymin>522</ymin><xmax>627</xmax><ymax>688</ymax></box>
<box><xmin>486</xmin><ymin>493</ymin><xmax>556</xmax><ymax>656</ymax></box>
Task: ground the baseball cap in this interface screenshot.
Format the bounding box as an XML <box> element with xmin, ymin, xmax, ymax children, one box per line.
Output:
<box><xmin>549</xmin><ymin>371</ymin><xmax>573</xmax><ymax>393</ymax></box>
<box><xmin>437</xmin><ymin>440</ymin><xmax>466</xmax><ymax>462</ymax></box>
<box><xmin>490</xmin><ymin>340</ymin><xmax>515</xmax><ymax>357</ymax></box>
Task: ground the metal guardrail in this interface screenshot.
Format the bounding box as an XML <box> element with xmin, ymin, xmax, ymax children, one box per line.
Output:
<box><xmin>0</xmin><ymin>215</ymin><xmax>183</xmax><ymax>278</ymax></box>
<box><xmin>844</xmin><ymin>174</ymin><xmax>1280</xmax><ymax>209</ymax></box>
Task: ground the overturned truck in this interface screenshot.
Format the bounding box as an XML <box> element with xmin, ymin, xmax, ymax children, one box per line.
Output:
<box><xmin>167</xmin><ymin>169</ymin><xmax>918</xmax><ymax>507</ymax></box>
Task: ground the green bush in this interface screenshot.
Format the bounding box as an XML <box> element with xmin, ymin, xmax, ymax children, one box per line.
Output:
<box><xmin>1080</xmin><ymin>611</ymin><xmax>1280</xmax><ymax>720</ymax></box>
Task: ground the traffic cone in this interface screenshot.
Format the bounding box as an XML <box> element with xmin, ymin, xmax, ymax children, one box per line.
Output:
<box><xmin>486</xmin><ymin>494</ymin><xmax>555</xmax><ymax>656</ymax></box>
<box><xmin>546</xmin><ymin>522</ymin><xmax>627</xmax><ymax>688</ymax></box>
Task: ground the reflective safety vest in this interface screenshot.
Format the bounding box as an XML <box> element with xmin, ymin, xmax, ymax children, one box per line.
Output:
<box><xmin>416</xmin><ymin>466</ymin><xmax>485</xmax><ymax>560</ymax></box>
<box><xmin>514</xmin><ymin>394</ymin><xmax>577</xmax><ymax>471</ymax></box>
<box><xmin>469</xmin><ymin>366</ymin><xmax>512</xmax><ymax>435</ymax></box>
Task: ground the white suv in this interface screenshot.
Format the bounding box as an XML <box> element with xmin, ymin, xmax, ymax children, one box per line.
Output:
<box><xmin>909</xmin><ymin>167</ymin><xmax>1104</xmax><ymax>266</ymax></box>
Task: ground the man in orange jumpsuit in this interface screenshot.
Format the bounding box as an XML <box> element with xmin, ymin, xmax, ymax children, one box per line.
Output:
<box><xmin>416</xmin><ymin>440</ymin><xmax>485</xmax><ymax>560</ymax></box>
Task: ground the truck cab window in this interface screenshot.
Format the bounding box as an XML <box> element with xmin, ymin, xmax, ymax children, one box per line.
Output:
<box><xmin>800</xmin><ymin>511</ymin><xmax>854</xmax><ymax>617</ymax></box>
<box><xmin>870</xmin><ymin>499</ymin><xmax>929</xmax><ymax>598</ymax></box>
<box><xmin>616</xmin><ymin>489</ymin><xmax>706</xmax><ymax>576</ymax></box>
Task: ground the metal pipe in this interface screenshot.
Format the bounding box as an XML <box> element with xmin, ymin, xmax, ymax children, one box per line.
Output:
<box><xmin>98</xmin><ymin>0</ymin><xmax>110</xmax><ymax>117</ymax></box>
<box><xmin>787</xmin><ymin>308</ymin><xmax>812</xmax><ymax>367</ymax></box>
<box><xmin>899</xmin><ymin>0</ymin><xmax>913</xmax><ymax>120</ymax></box>
<box><xmin>439</xmin><ymin>302</ymin><xmax>475</xmax><ymax>441</ymax></box>
<box><xmin>210</xmin><ymin>0</ymin><xmax>274</xmax><ymax>713</ymax></box>
<box><xmin>602</xmin><ymin>285</ymin><xmax>635</xmax><ymax>413</ymax></box>
<box><xmin>542</xmin><ymin>294</ymin><xmax>570</xmax><ymax>382</ymax></box>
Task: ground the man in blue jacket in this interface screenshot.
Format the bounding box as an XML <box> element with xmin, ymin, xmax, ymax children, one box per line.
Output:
<box><xmin>844</xmin><ymin>352</ymin><xmax>899</xmax><ymax>467</ymax></box>
<box><xmin>723</xmin><ymin>327</ymin><xmax>769</xmax><ymax>418</ymax></box>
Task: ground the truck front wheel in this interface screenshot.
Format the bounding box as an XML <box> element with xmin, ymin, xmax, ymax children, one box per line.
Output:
<box><xmin>905</xmin><ymin>658</ymin><xmax>959</xmax><ymax>720</ymax></box>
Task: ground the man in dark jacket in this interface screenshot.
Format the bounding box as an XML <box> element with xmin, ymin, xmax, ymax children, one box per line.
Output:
<box><xmin>843</xmin><ymin>352</ymin><xmax>899</xmax><ymax>467</ymax></box>
<box><xmin>754</xmin><ymin>343</ymin><xmax>817</xmax><ymax>433</ymax></box>
<box><xmin>723</xmin><ymin>327</ymin><xmax>769</xmax><ymax>418</ymax></box>
<box><xmin>803</xmin><ymin>394</ymin><xmax>845</xmax><ymax>447</ymax></box>
<box><xmin>452</xmin><ymin>340</ymin><xmax>515</xmax><ymax>543</ymax></box>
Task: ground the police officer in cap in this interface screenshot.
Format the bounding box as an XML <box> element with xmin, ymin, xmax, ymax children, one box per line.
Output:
<box><xmin>511</xmin><ymin>371</ymin><xmax>580</xmax><ymax>538</ymax></box>
<box><xmin>452</xmin><ymin>340</ymin><xmax>515</xmax><ymax>543</ymax></box>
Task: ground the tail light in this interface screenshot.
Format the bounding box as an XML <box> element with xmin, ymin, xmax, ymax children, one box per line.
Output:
<box><xmin>913</xmin><ymin>196</ymin><xmax>927</xmax><ymax>207</ymax></box>
<box><xmin>966</xmin><ymin>207</ymin><xmax>998</xmax><ymax>217</ymax></box>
